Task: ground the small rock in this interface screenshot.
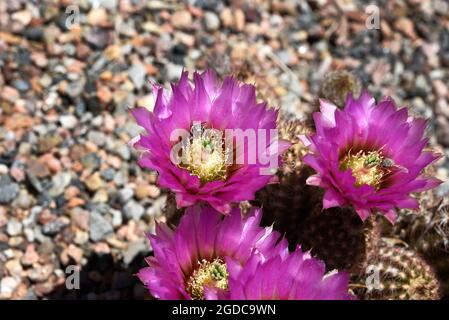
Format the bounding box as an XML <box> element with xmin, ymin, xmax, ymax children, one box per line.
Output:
<box><xmin>74</xmin><ymin>230</ymin><xmax>89</xmax><ymax>245</ymax></box>
<box><xmin>89</xmin><ymin>211</ymin><xmax>113</xmax><ymax>242</ymax></box>
<box><xmin>234</xmin><ymin>9</ymin><xmax>245</xmax><ymax>31</ymax></box>
<box><xmin>220</xmin><ymin>8</ymin><xmax>233</xmax><ymax>28</ymax></box>
<box><xmin>8</xmin><ymin>236</ymin><xmax>24</xmax><ymax>247</ymax></box>
<box><xmin>113</xmin><ymin>169</ymin><xmax>128</xmax><ymax>186</ymax></box>
<box><xmin>0</xmin><ymin>207</ymin><xmax>6</xmax><ymax>228</ymax></box>
<box><xmin>12</xmin><ymin>10</ymin><xmax>33</xmax><ymax>25</ymax></box>
<box><xmin>0</xmin><ymin>175</ymin><xmax>20</xmax><ymax>204</ymax></box>
<box><xmin>118</xmin><ymin>187</ymin><xmax>134</xmax><ymax>203</ymax></box>
<box><xmin>42</xmin><ymin>154</ymin><xmax>62</xmax><ymax>173</ymax></box>
<box><xmin>85</xmin><ymin>28</ymin><xmax>111</xmax><ymax>49</ymax></box>
<box><xmin>5</xmin><ymin>259</ymin><xmax>23</xmax><ymax>278</ymax></box>
<box><xmin>27</xmin><ymin>159</ymin><xmax>50</xmax><ymax>178</ymax></box>
<box><xmin>0</xmin><ymin>164</ymin><xmax>8</xmax><ymax>175</ymax></box>
<box><xmin>59</xmin><ymin>114</ymin><xmax>78</xmax><ymax>129</ymax></box>
<box><xmin>87</xmin><ymin>8</ymin><xmax>109</xmax><ymax>27</ymax></box>
<box><xmin>115</xmin><ymin>144</ymin><xmax>131</xmax><ymax>160</ymax></box>
<box><xmin>87</xmin><ymin>130</ymin><xmax>106</xmax><ymax>146</ymax></box>
<box><xmin>128</xmin><ymin>64</ymin><xmax>146</xmax><ymax>90</ymax></box>
<box><xmin>394</xmin><ymin>17</ymin><xmax>417</xmax><ymax>40</ymax></box>
<box><xmin>48</xmin><ymin>172</ymin><xmax>72</xmax><ymax>197</ymax></box>
<box><xmin>81</xmin><ymin>153</ymin><xmax>101</xmax><ymax>171</ymax></box>
<box><xmin>31</xmin><ymin>51</ymin><xmax>48</xmax><ymax>68</ymax></box>
<box><xmin>37</xmin><ymin>135</ymin><xmax>62</xmax><ymax>153</ymax></box>
<box><xmin>92</xmin><ymin>188</ymin><xmax>109</xmax><ymax>203</ymax></box>
<box><xmin>21</xmin><ymin>244</ymin><xmax>39</xmax><ymax>266</ymax></box>
<box><xmin>60</xmin><ymin>244</ymin><xmax>83</xmax><ymax>265</ymax></box>
<box><xmin>10</xmin><ymin>166</ymin><xmax>25</xmax><ymax>182</ymax></box>
<box><xmin>42</xmin><ymin>219</ymin><xmax>68</xmax><ymax>236</ymax></box>
<box><xmin>12</xmin><ymin>79</ymin><xmax>30</xmax><ymax>92</ymax></box>
<box><xmin>85</xmin><ymin>172</ymin><xmax>104</xmax><ymax>191</ymax></box>
<box><xmin>166</xmin><ymin>62</ymin><xmax>184</xmax><ymax>81</ymax></box>
<box><xmin>123</xmin><ymin>240</ymin><xmax>148</xmax><ymax>265</ymax></box>
<box><xmin>135</xmin><ymin>184</ymin><xmax>160</xmax><ymax>200</ymax></box>
<box><xmin>97</xmin><ymin>85</ymin><xmax>113</xmax><ymax>104</ymax></box>
<box><xmin>101</xmin><ymin>168</ymin><xmax>116</xmax><ymax>181</ymax></box>
<box><xmin>433</xmin><ymin>79</ymin><xmax>448</xmax><ymax>98</ymax></box>
<box><xmin>203</xmin><ymin>12</ymin><xmax>220</xmax><ymax>31</ymax></box>
<box><xmin>171</xmin><ymin>11</ymin><xmax>193</xmax><ymax>29</ymax></box>
<box><xmin>7</xmin><ymin>218</ymin><xmax>22</xmax><ymax>237</ymax></box>
<box><xmin>12</xmin><ymin>189</ymin><xmax>35</xmax><ymax>209</ymax></box>
<box><xmin>23</xmin><ymin>228</ymin><xmax>35</xmax><ymax>242</ymax></box>
<box><xmin>27</xmin><ymin>264</ymin><xmax>54</xmax><ymax>282</ymax></box>
<box><xmin>0</xmin><ymin>277</ymin><xmax>19</xmax><ymax>297</ymax></box>
<box><xmin>123</xmin><ymin>200</ymin><xmax>144</xmax><ymax>221</ymax></box>
<box><xmin>64</xmin><ymin>185</ymin><xmax>80</xmax><ymax>199</ymax></box>
<box><xmin>110</xmin><ymin>208</ymin><xmax>123</xmax><ymax>227</ymax></box>
<box><xmin>71</xmin><ymin>208</ymin><xmax>90</xmax><ymax>231</ymax></box>
<box><xmin>24</xmin><ymin>27</ymin><xmax>44</xmax><ymax>41</ymax></box>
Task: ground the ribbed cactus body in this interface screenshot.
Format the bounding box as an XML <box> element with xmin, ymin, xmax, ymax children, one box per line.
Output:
<box><xmin>318</xmin><ymin>70</ymin><xmax>362</xmax><ymax>107</ymax></box>
<box><xmin>163</xmin><ymin>192</ymin><xmax>185</xmax><ymax>227</ymax></box>
<box><xmin>393</xmin><ymin>199</ymin><xmax>449</xmax><ymax>298</ymax></box>
<box><xmin>353</xmin><ymin>242</ymin><xmax>440</xmax><ymax>300</ymax></box>
<box><xmin>257</xmin><ymin>115</ymin><xmax>379</xmax><ymax>272</ymax></box>
<box><xmin>297</xmin><ymin>206</ymin><xmax>380</xmax><ymax>272</ymax></box>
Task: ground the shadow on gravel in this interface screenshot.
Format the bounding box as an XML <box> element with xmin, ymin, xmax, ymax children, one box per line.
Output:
<box><xmin>46</xmin><ymin>251</ymin><xmax>152</xmax><ymax>300</ymax></box>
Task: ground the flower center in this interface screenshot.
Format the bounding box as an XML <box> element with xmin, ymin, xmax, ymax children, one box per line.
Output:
<box><xmin>340</xmin><ymin>150</ymin><xmax>385</xmax><ymax>189</ymax></box>
<box><xmin>179</xmin><ymin>123</ymin><xmax>230</xmax><ymax>183</ymax></box>
<box><xmin>186</xmin><ymin>258</ymin><xmax>229</xmax><ymax>300</ymax></box>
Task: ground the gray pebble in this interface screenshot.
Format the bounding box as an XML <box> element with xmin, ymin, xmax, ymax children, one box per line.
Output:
<box><xmin>59</xmin><ymin>115</ymin><xmax>78</xmax><ymax>129</ymax></box>
<box><xmin>48</xmin><ymin>172</ymin><xmax>72</xmax><ymax>197</ymax></box>
<box><xmin>128</xmin><ymin>63</ymin><xmax>146</xmax><ymax>90</ymax></box>
<box><xmin>115</xmin><ymin>144</ymin><xmax>131</xmax><ymax>160</ymax></box>
<box><xmin>110</xmin><ymin>208</ymin><xmax>123</xmax><ymax>227</ymax></box>
<box><xmin>81</xmin><ymin>153</ymin><xmax>102</xmax><ymax>171</ymax></box>
<box><xmin>0</xmin><ymin>175</ymin><xmax>20</xmax><ymax>204</ymax></box>
<box><xmin>203</xmin><ymin>12</ymin><xmax>220</xmax><ymax>31</ymax></box>
<box><xmin>123</xmin><ymin>240</ymin><xmax>148</xmax><ymax>265</ymax></box>
<box><xmin>42</xmin><ymin>220</ymin><xmax>68</xmax><ymax>236</ymax></box>
<box><xmin>87</xmin><ymin>130</ymin><xmax>107</xmax><ymax>147</ymax></box>
<box><xmin>118</xmin><ymin>187</ymin><xmax>134</xmax><ymax>203</ymax></box>
<box><xmin>7</xmin><ymin>218</ymin><xmax>23</xmax><ymax>237</ymax></box>
<box><xmin>89</xmin><ymin>211</ymin><xmax>113</xmax><ymax>242</ymax></box>
<box><xmin>123</xmin><ymin>200</ymin><xmax>144</xmax><ymax>221</ymax></box>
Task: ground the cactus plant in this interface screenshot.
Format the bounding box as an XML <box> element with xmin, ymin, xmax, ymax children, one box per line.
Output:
<box><xmin>319</xmin><ymin>70</ymin><xmax>362</xmax><ymax>108</ymax></box>
<box><xmin>352</xmin><ymin>241</ymin><xmax>440</xmax><ymax>300</ymax></box>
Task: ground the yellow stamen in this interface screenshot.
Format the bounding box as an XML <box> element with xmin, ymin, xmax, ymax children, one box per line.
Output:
<box><xmin>340</xmin><ymin>150</ymin><xmax>385</xmax><ymax>189</ymax></box>
<box><xmin>179</xmin><ymin>123</ymin><xmax>230</xmax><ymax>183</ymax></box>
<box><xmin>186</xmin><ymin>258</ymin><xmax>229</xmax><ymax>300</ymax></box>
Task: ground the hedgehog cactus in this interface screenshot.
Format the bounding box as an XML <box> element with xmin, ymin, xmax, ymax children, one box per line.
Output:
<box><xmin>256</xmin><ymin>115</ymin><xmax>315</xmax><ymax>230</ymax></box>
<box><xmin>294</xmin><ymin>206</ymin><xmax>381</xmax><ymax>273</ymax></box>
<box><xmin>318</xmin><ymin>70</ymin><xmax>362</xmax><ymax>108</ymax></box>
<box><xmin>162</xmin><ymin>192</ymin><xmax>185</xmax><ymax>227</ymax></box>
<box><xmin>393</xmin><ymin>200</ymin><xmax>449</xmax><ymax>298</ymax></box>
<box><xmin>131</xmin><ymin>70</ymin><xmax>445</xmax><ymax>300</ymax></box>
<box><xmin>276</xmin><ymin>114</ymin><xmax>313</xmax><ymax>175</ymax></box>
<box><xmin>257</xmin><ymin>115</ymin><xmax>380</xmax><ymax>272</ymax></box>
<box><xmin>353</xmin><ymin>242</ymin><xmax>440</xmax><ymax>300</ymax></box>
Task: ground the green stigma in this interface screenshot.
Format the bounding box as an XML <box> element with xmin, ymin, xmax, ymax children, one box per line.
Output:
<box><xmin>186</xmin><ymin>258</ymin><xmax>229</xmax><ymax>300</ymax></box>
<box><xmin>340</xmin><ymin>150</ymin><xmax>385</xmax><ymax>189</ymax></box>
<box><xmin>179</xmin><ymin>123</ymin><xmax>230</xmax><ymax>183</ymax></box>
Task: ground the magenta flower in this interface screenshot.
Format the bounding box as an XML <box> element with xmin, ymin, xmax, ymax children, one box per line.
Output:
<box><xmin>137</xmin><ymin>205</ymin><xmax>280</xmax><ymax>300</ymax></box>
<box><xmin>206</xmin><ymin>246</ymin><xmax>352</xmax><ymax>300</ymax></box>
<box><xmin>301</xmin><ymin>92</ymin><xmax>441</xmax><ymax>222</ymax></box>
<box><xmin>131</xmin><ymin>70</ymin><xmax>289</xmax><ymax>213</ymax></box>
<box><xmin>138</xmin><ymin>205</ymin><xmax>351</xmax><ymax>300</ymax></box>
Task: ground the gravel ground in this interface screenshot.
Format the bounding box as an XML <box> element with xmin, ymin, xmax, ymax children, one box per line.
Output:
<box><xmin>0</xmin><ymin>0</ymin><xmax>448</xmax><ymax>299</ymax></box>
